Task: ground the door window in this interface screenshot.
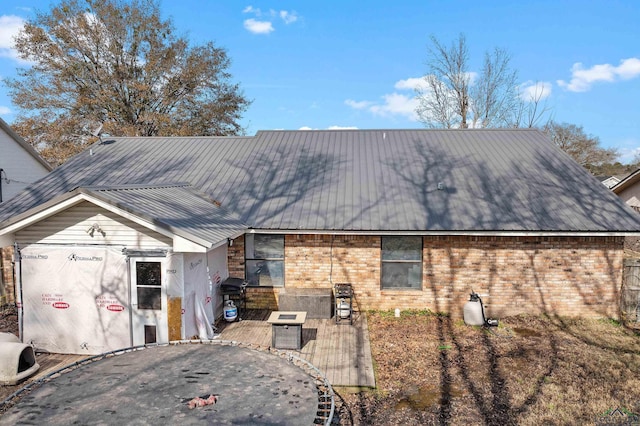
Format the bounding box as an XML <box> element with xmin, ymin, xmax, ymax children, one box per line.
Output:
<box><xmin>136</xmin><ymin>261</ymin><xmax>162</xmax><ymax>310</ymax></box>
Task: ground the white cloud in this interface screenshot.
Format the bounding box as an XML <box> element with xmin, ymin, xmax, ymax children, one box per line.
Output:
<box><xmin>299</xmin><ymin>125</ymin><xmax>358</xmax><ymax>130</ymax></box>
<box><xmin>345</xmin><ymin>99</ymin><xmax>373</xmax><ymax>110</ymax></box>
<box><xmin>616</xmin><ymin>57</ymin><xmax>640</xmax><ymax>79</ymax></box>
<box><xmin>345</xmin><ymin>77</ymin><xmax>422</xmax><ymax>121</ymax></box>
<box><xmin>0</xmin><ymin>15</ymin><xmax>23</xmax><ymax>49</ymax></box>
<box><xmin>0</xmin><ymin>15</ymin><xmax>25</xmax><ymax>61</ymax></box>
<box><xmin>279</xmin><ymin>10</ymin><xmax>298</xmax><ymax>24</ymax></box>
<box><xmin>558</xmin><ymin>57</ymin><xmax>640</xmax><ymax>92</ymax></box>
<box><xmin>369</xmin><ymin>93</ymin><xmax>419</xmax><ymax>120</ymax></box>
<box><xmin>519</xmin><ymin>81</ymin><xmax>552</xmax><ymax>101</ymax></box>
<box><xmin>0</xmin><ymin>106</ymin><xmax>11</xmax><ymax>115</ymax></box>
<box><xmin>616</xmin><ymin>139</ymin><xmax>640</xmax><ymax>164</ymax></box>
<box><xmin>394</xmin><ymin>77</ymin><xmax>427</xmax><ymax>91</ymax></box>
<box><xmin>242</xmin><ymin>6</ymin><xmax>299</xmax><ymax>33</ymax></box>
<box><xmin>243</xmin><ymin>19</ymin><xmax>274</xmax><ymax>34</ymax></box>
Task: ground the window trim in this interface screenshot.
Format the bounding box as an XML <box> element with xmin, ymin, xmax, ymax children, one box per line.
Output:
<box><xmin>380</xmin><ymin>236</ymin><xmax>423</xmax><ymax>290</ymax></box>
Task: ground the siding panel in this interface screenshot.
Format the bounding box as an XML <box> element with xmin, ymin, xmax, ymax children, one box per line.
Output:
<box><xmin>16</xmin><ymin>201</ymin><xmax>172</xmax><ymax>248</ymax></box>
<box><xmin>0</xmin><ymin>125</ymin><xmax>50</xmax><ymax>203</ymax></box>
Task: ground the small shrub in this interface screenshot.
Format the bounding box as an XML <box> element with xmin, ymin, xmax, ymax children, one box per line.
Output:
<box><xmin>599</xmin><ymin>317</ymin><xmax>622</xmax><ymax>327</ymax></box>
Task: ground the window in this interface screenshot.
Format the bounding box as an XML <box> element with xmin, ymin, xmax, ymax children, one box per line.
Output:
<box><xmin>245</xmin><ymin>234</ymin><xmax>284</xmax><ymax>287</ymax></box>
<box><xmin>135</xmin><ymin>261</ymin><xmax>162</xmax><ymax>309</ymax></box>
<box><xmin>381</xmin><ymin>236</ymin><xmax>422</xmax><ymax>289</ymax></box>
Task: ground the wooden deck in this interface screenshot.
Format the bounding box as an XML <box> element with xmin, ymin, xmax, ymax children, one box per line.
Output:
<box><xmin>216</xmin><ymin>309</ymin><xmax>376</xmax><ymax>388</ymax></box>
<box><xmin>0</xmin><ymin>310</ymin><xmax>375</xmax><ymax>401</ymax></box>
<box><xmin>34</xmin><ymin>353</ymin><xmax>89</xmax><ymax>378</ymax></box>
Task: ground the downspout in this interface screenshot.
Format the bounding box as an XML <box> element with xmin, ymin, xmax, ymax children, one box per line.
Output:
<box><xmin>0</xmin><ymin>168</ymin><xmax>4</xmax><ymax>203</ymax></box>
<box><xmin>13</xmin><ymin>242</ymin><xmax>22</xmax><ymax>341</ymax></box>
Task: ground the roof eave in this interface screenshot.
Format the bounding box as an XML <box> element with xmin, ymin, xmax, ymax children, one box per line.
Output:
<box><xmin>0</xmin><ymin>188</ymin><xmax>245</xmax><ymax>251</ymax></box>
<box><xmin>612</xmin><ymin>169</ymin><xmax>640</xmax><ymax>194</ymax></box>
<box><xmin>246</xmin><ymin>228</ymin><xmax>638</xmax><ymax>237</ymax></box>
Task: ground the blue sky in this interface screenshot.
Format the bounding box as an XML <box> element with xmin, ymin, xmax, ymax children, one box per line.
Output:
<box><xmin>0</xmin><ymin>1</ymin><xmax>639</xmax><ymax>162</ymax></box>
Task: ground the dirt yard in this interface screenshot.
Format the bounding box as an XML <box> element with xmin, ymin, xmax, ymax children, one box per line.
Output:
<box><xmin>336</xmin><ymin>311</ymin><xmax>640</xmax><ymax>425</ymax></box>
<box><xmin>1</xmin><ymin>306</ymin><xmax>639</xmax><ymax>425</ymax></box>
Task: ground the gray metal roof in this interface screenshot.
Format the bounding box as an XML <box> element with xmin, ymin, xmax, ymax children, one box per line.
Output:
<box><xmin>2</xmin><ymin>129</ymin><xmax>640</xmax><ymax>233</ymax></box>
<box><xmin>81</xmin><ymin>185</ymin><xmax>248</xmax><ymax>248</ymax></box>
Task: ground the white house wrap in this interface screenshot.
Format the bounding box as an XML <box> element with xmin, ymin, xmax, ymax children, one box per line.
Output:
<box><xmin>20</xmin><ymin>246</ymin><xmax>130</xmax><ymax>354</ymax></box>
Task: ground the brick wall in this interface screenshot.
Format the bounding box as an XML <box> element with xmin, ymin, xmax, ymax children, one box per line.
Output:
<box><xmin>0</xmin><ymin>246</ymin><xmax>15</xmax><ymax>305</ymax></box>
<box><xmin>227</xmin><ymin>234</ymin><xmax>245</xmax><ymax>279</ymax></box>
<box><xmin>284</xmin><ymin>235</ymin><xmax>379</xmax><ymax>313</ymax></box>
<box><xmin>420</xmin><ymin>236</ymin><xmax>623</xmax><ymax>319</ymax></box>
<box><xmin>228</xmin><ymin>234</ymin><xmax>625</xmax><ymax>318</ymax></box>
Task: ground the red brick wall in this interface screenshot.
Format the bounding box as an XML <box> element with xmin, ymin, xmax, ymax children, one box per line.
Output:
<box><xmin>228</xmin><ymin>234</ymin><xmax>625</xmax><ymax>318</ymax></box>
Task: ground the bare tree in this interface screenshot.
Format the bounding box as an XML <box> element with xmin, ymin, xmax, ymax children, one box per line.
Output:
<box><xmin>416</xmin><ymin>35</ymin><xmax>471</xmax><ymax>128</ymax></box>
<box><xmin>513</xmin><ymin>81</ymin><xmax>552</xmax><ymax>128</ymax></box>
<box><xmin>542</xmin><ymin>121</ymin><xmax>618</xmax><ymax>174</ymax></box>
<box><xmin>417</xmin><ymin>34</ymin><xmax>548</xmax><ymax>129</ymax></box>
<box><xmin>470</xmin><ymin>47</ymin><xmax>518</xmax><ymax>128</ymax></box>
<box><xmin>4</xmin><ymin>0</ymin><xmax>250</xmax><ymax>166</ymax></box>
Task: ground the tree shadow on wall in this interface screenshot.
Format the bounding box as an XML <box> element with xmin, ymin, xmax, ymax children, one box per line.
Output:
<box><xmin>380</xmin><ymin>138</ymin><xmax>633</xmax><ymax>425</ymax></box>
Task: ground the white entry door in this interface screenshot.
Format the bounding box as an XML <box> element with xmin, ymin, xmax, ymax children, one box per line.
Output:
<box><xmin>130</xmin><ymin>258</ymin><xmax>168</xmax><ymax>346</ymax></box>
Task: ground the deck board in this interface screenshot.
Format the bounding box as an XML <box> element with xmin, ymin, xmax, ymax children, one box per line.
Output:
<box><xmin>217</xmin><ymin>310</ymin><xmax>375</xmax><ymax>388</ymax></box>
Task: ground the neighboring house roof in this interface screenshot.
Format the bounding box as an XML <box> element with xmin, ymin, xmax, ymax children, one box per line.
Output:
<box><xmin>611</xmin><ymin>168</ymin><xmax>640</xmax><ymax>194</ymax></box>
<box><xmin>599</xmin><ymin>176</ymin><xmax>621</xmax><ymax>189</ymax></box>
<box><xmin>1</xmin><ymin>129</ymin><xmax>640</xmax><ymax>234</ymax></box>
<box><xmin>0</xmin><ymin>117</ymin><xmax>52</xmax><ymax>172</ymax></box>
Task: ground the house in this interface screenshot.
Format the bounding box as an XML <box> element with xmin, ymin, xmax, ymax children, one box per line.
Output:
<box><xmin>611</xmin><ymin>169</ymin><xmax>640</xmax><ymax>253</ymax></box>
<box><xmin>611</xmin><ymin>169</ymin><xmax>640</xmax><ymax>213</ymax></box>
<box><xmin>0</xmin><ymin>117</ymin><xmax>52</xmax><ymax>305</ymax></box>
<box><xmin>0</xmin><ymin>129</ymin><xmax>639</xmax><ymax>355</ymax></box>
<box><xmin>0</xmin><ymin>117</ymin><xmax>52</xmax><ymax>204</ymax></box>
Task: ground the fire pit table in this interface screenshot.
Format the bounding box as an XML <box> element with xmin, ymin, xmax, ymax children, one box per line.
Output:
<box><xmin>267</xmin><ymin>311</ymin><xmax>307</xmax><ymax>350</ymax></box>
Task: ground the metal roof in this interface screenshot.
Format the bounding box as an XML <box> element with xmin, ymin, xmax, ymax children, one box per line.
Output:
<box><xmin>81</xmin><ymin>185</ymin><xmax>248</xmax><ymax>248</ymax></box>
<box><xmin>1</xmin><ymin>129</ymin><xmax>640</xmax><ymax>233</ymax></box>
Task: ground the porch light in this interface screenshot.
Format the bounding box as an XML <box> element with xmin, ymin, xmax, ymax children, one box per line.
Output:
<box><xmin>86</xmin><ymin>223</ymin><xmax>105</xmax><ymax>237</ymax></box>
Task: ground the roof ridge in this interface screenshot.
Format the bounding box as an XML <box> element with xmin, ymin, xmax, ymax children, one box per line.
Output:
<box><xmin>99</xmin><ymin>135</ymin><xmax>254</xmax><ymax>139</ymax></box>
<box><xmin>256</xmin><ymin>128</ymin><xmax>542</xmax><ymax>133</ymax></box>
<box><xmin>79</xmin><ymin>182</ymin><xmax>191</xmax><ymax>191</ymax></box>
